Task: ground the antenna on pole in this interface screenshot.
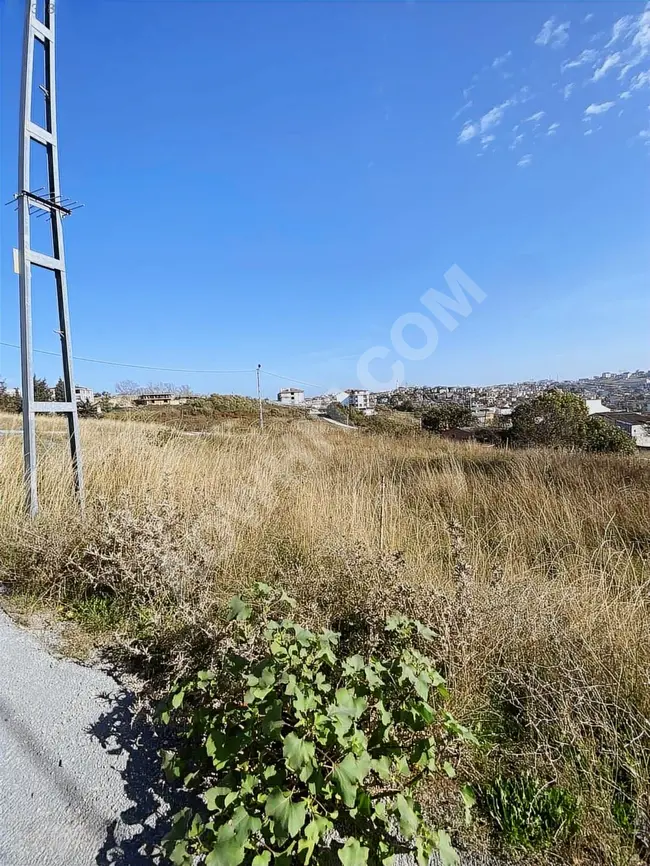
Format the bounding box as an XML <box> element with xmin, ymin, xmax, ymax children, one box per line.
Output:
<box><xmin>16</xmin><ymin>0</ymin><xmax>84</xmax><ymax>515</ymax></box>
<box><xmin>256</xmin><ymin>364</ymin><xmax>264</xmax><ymax>430</ymax></box>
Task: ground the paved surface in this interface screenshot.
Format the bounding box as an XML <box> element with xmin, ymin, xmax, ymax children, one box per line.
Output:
<box><xmin>0</xmin><ymin>610</ymin><xmax>169</xmax><ymax>866</ymax></box>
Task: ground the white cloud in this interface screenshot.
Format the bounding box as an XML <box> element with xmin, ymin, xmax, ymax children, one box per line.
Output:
<box><xmin>631</xmin><ymin>69</ymin><xmax>650</xmax><ymax>90</ymax></box>
<box><xmin>517</xmin><ymin>154</ymin><xmax>532</xmax><ymax>167</ymax></box>
<box><xmin>535</xmin><ymin>17</ymin><xmax>570</xmax><ymax>49</ymax></box>
<box><xmin>584</xmin><ymin>101</ymin><xmax>616</xmax><ymax>115</ymax></box>
<box><xmin>458</xmin><ymin>121</ymin><xmax>479</xmax><ymax>143</ymax></box>
<box><xmin>457</xmin><ymin>98</ymin><xmax>515</xmax><ymax>144</ymax></box>
<box><xmin>639</xmin><ymin>127</ymin><xmax>650</xmax><ymax>139</ymax></box>
<box><xmin>592</xmin><ymin>52</ymin><xmax>622</xmax><ymax>81</ymax></box>
<box><xmin>584</xmin><ymin>128</ymin><xmax>594</xmax><ymax>136</ymax></box>
<box><xmin>563</xmin><ymin>83</ymin><xmax>575</xmax><ymax>100</ymax></box>
<box><xmin>509</xmin><ymin>133</ymin><xmax>525</xmax><ymax>150</ymax></box>
<box><xmin>584</xmin><ymin>13</ymin><xmax>594</xmax><ymax>24</ymax></box>
<box><xmin>462</xmin><ymin>86</ymin><xmax>474</xmax><ymax>100</ymax></box>
<box><xmin>547</xmin><ymin>122</ymin><xmax>560</xmax><ymax>135</ymax></box>
<box><xmin>492</xmin><ymin>50</ymin><xmax>512</xmax><ymax>68</ymax></box>
<box><xmin>480</xmin><ymin>99</ymin><xmax>514</xmax><ymax>132</ymax></box>
<box><xmin>481</xmin><ymin>134</ymin><xmax>496</xmax><ymax>149</ymax></box>
<box><xmin>561</xmin><ymin>48</ymin><xmax>598</xmax><ymax>72</ymax></box>
<box><xmin>607</xmin><ymin>15</ymin><xmax>635</xmax><ymax>47</ymax></box>
<box><xmin>525</xmin><ymin>110</ymin><xmax>546</xmax><ymax>123</ymax></box>
<box><xmin>620</xmin><ymin>90</ymin><xmax>632</xmax><ymax>99</ymax></box>
<box><xmin>452</xmin><ymin>100</ymin><xmax>473</xmax><ymax>120</ymax></box>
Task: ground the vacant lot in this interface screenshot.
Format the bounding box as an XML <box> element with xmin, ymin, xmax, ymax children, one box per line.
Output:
<box><xmin>1</xmin><ymin>413</ymin><xmax>649</xmax><ymax>863</ymax></box>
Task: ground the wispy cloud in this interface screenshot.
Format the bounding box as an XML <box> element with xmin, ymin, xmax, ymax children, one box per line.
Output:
<box><xmin>457</xmin><ymin>97</ymin><xmax>517</xmax><ymax>145</ymax></box>
<box><xmin>535</xmin><ymin>17</ymin><xmax>571</xmax><ymax>49</ymax></box>
<box><xmin>525</xmin><ymin>110</ymin><xmax>546</xmax><ymax>124</ymax></box>
<box><xmin>509</xmin><ymin>133</ymin><xmax>525</xmax><ymax>150</ymax></box>
<box><xmin>546</xmin><ymin>122</ymin><xmax>560</xmax><ymax>135</ymax></box>
<box><xmin>631</xmin><ymin>69</ymin><xmax>650</xmax><ymax>90</ymax></box>
<box><xmin>584</xmin><ymin>13</ymin><xmax>594</xmax><ymax>24</ymax></box>
<box><xmin>481</xmin><ymin>134</ymin><xmax>496</xmax><ymax>149</ymax></box>
<box><xmin>584</xmin><ymin>101</ymin><xmax>616</xmax><ymax>116</ymax></box>
<box><xmin>592</xmin><ymin>52</ymin><xmax>622</xmax><ymax>81</ymax></box>
<box><xmin>561</xmin><ymin>48</ymin><xmax>598</xmax><ymax>72</ymax></box>
<box><xmin>584</xmin><ymin>128</ymin><xmax>594</xmax><ymax>136</ymax></box>
<box><xmin>452</xmin><ymin>100</ymin><xmax>473</xmax><ymax>120</ymax></box>
<box><xmin>620</xmin><ymin>90</ymin><xmax>632</xmax><ymax>99</ymax></box>
<box><xmin>607</xmin><ymin>15</ymin><xmax>635</xmax><ymax>47</ymax></box>
<box><xmin>517</xmin><ymin>154</ymin><xmax>533</xmax><ymax>167</ymax></box>
<box><xmin>458</xmin><ymin>121</ymin><xmax>479</xmax><ymax>144</ymax></box>
<box><xmin>492</xmin><ymin>50</ymin><xmax>512</xmax><ymax>68</ymax></box>
<box><xmin>562</xmin><ymin>83</ymin><xmax>575</xmax><ymax>100</ymax></box>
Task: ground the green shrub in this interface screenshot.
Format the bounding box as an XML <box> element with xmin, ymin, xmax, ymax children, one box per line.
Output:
<box><xmin>482</xmin><ymin>773</ymin><xmax>580</xmax><ymax>851</ymax></box>
<box><xmin>157</xmin><ymin>584</ymin><xmax>476</xmax><ymax>865</ymax></box>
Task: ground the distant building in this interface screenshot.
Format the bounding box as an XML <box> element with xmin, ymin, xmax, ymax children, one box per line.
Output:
<box><xmin>346</xmin><ymin>389</ymin><xmax>371</xmax><ymax>410</ymax></box>
<box><xmin>278</xmin><ymin>388</ymin><xmax>305</xmax><ymax>405</ymax></box>
<box><xmin>598</xmin><ymin>412</ymin><xmax>650</xmax><ymax>448</ymax></box>
<box><xmin>135</xmin><ymin>392</ymin><xmax>174</xmax><ymax>405</ymax></box>
<box><xmin>74</xmin><ymin>385</ymin><xmax>94</xmax><ymax>404</ymax></box>
<box><xmin>585</xmin><ymin>398</ymin><xmax>610</xmax><ymax>415</ymax></box>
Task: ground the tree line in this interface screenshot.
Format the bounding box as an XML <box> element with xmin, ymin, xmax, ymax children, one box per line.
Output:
<box><xmin>420</xmin><ymin>390</ymin><xmax>636</xmax><ymax>454</ymax></box>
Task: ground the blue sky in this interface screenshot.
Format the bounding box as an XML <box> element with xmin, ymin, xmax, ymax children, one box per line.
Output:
<box><xmin>1</xmin><ymin>0</ymin><xmax>649</xmax><ymax>397</ymax></box>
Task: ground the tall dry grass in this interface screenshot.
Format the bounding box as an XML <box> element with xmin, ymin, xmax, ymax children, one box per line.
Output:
<box><xmin>1</xmin><ymin>412</ymin><xmax>649</xmax><ymax>861</ymax></box>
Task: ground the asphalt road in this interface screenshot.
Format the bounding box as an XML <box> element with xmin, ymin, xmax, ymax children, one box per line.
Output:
<box><xmin>0</xmin><ymin>610</ymin><xmax>169</xmax><ymax>866</ymax></box>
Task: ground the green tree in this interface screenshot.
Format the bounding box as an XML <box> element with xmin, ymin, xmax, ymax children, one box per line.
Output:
<box><xmin>0</xmin><ymin>380</ymin><xmax>21</xmax><ymax>413</ymax></box>
<box><xmin>510</xmin><ymin>390</ymin><xmax>588</xmax><ymax>449</ymax></box>
<box><xmin>421</xmin><ymin>402</ymin><xmax>472</xmax><ymax>433</ymax></box>
<box><xmin>33</xmin><ymin>376</ymin><xmax>51</xmax><ymax>402</ymax></box>
<box><xmin>54</xmin><ymin>377</ymin><xmax>66</xmax><ymax>401</ymax></box>
<box><xmin>585</xmin><ymin>415</ymin><xmax>636</xmax><ymax>454</ymax></box>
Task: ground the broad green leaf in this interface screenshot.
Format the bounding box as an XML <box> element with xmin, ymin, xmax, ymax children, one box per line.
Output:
<box><xmin>252</xmin><ymin>853</ymin><xmax>272</xmax><ymax>866</ymax></box>
<box><xmin>228</xmin><ymin>596</ymin><xmax>252</xmax><ymax>621</ymax></box>
<box><xmin>460</xmin><ymin>784</ymin><xmax>476</xmax><ymax>825</ymax></box>
<box><xmin>395</xmin><ymin>794</ymin><xmax>419</xmax><ymax>839</ymax></box>
<box><xmin>297</xmin><ymin>816</ymin><xmax>331</xmax><ymax>864</ymax></box>
<box><xmin>205</xmin><ymin>786</ymin><xmax>232</xmax><ymax>810</ymax></box>
<box><xmin>443</xmin><ymin>761</ymin><xmax>456</xmax><ymax>778</ymax></box>
<box><xmin>343</xmin><ymin>654</ymin><xmax>365</xmax><ymax>674</ymax></box>
<box><xmin>283</xmin><ymin>732</ymin><xmax>316</xmax><ymax>779</ymax></box>
<box><xmin>265</xmin><ymin>789</ymin><xmax>307</xmax><ymax>839</ymax></box>
<box><xmin>205</xmin><ymin>825</ymin><xmax>246</xmax><ymax>866</ymax></box>
<box><xmin>168</xmin><ymin>840</ymin><xmax>191</xmax><ymax>866</ymax></box>
<box><xmin>171</xmin><ymin>689</ymin><xmax>185</xmax><ymax>709</ymax></box>
<box><xmin>332</xmin><ymin>753</ymin><xmax>360</xmax><ymax>807</ymax></box>
<box><xmin>438</xmin><ymin>830</ymin><xmax>459</xmax><ymax>866</ymax></box>
<box><xmin>371</xmin><ymin>755</ymin><xmax>391</xmax><ymax>781</ymax></box>
<box><xmin>415</xmin><ymin>702</ymin><xmax>435</xmax><ymax>725</ymax></box>
<box><xmin>338</xmin><ymin>837</ymin><xmax>369</xmax><ymax>866</ymax></box>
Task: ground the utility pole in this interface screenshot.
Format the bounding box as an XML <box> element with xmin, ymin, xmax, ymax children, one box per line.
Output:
<box><xmin>256</xmin><ymin>364</ymin><xmax>264</xmax><ymax>430</ymax></box>
<box><xmin>16</xmin><ymin>0</ymin><xmax>84</xmax><ymax>516</ymax></box>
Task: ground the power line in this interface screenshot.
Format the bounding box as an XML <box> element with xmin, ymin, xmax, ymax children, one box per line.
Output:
<box><xmin>1</xmin><ymin>341</ymin><xmax>326</xmax><ymax>388</ymax></box>
<box><xmin>0</xmin><ymin>342</ymin><xmax>255</xmax><ymax>375</ymax></box>
<box><xmin>261</xmin><ymin>370</ymin><xmax>322</xmax><ymax>388</ymax></box>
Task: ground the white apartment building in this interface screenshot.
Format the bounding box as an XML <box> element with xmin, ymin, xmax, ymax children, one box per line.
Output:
<box><xmin>74</xmin><ymin>385</ymin><xmax>94</xmax><ymax>403</ymax></box>
<box><xmin>278</xmin><ymin>388</ymin><xmax>305</xmax><ymax>405</ymax></box>
<box><xmin>346</xmin><ymin>389</ymin><xmax>371</xmax><ymax>410</ymax></box>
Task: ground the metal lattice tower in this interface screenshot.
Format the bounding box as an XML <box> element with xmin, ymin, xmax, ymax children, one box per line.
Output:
<box><xmin>17</xmin><ymin>0</ymin><xmax>83</xmax><ymax>516</ymax></box>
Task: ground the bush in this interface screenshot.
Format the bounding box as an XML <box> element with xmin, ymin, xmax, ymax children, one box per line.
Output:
<box><xmin>158</xmin><ymin>584</ymin><xmax>476</xmax><ymax>866</ymax></box>
<box><xmin>585</xmin><ymin>415</ymin><xmax>636</xmax><ymax>453</ymax></box>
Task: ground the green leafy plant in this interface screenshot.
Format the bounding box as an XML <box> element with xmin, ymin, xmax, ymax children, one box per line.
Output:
<box><xmin>157</xmin><ymin>584</ymin><xmax>476</xmax><ymax>865</ymax></box>
<box><xmin>482</xmin><ymin>773</ymin><xmax>580</xmax><ymax>851</ymax></box>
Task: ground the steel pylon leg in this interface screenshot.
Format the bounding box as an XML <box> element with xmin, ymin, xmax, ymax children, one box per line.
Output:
<box><xmin>17</xmin><ymin>0</ymin><xmax>84</xmax><ymax>516</ymax></box>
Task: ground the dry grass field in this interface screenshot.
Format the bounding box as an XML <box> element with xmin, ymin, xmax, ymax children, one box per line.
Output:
<box><xmin>1</xmin><ymin>411</ymin><xmax>649</xmax><ymax>863</ymax></box>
